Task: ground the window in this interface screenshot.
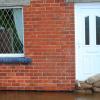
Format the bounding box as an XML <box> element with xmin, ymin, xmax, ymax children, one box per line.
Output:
<box><xmin>85</xmin><ymin>16</ymin><xmax>90</xmax><ymax>45</ymax></box>
<box><xmin>96</xmin><ymin>16</ymin><xmax>100</xmax><ymax>45</ymax></box>
<box><xmin>0</xmin><ymin>7</ymin><xmax>24</xmax><ymax>57</ymax></box>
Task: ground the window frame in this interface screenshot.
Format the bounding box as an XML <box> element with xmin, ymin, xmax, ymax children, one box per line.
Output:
<box><xmin>0</xmin><ymin>6</ymin><xmax>24</xmax><ymax>58</ymax></box>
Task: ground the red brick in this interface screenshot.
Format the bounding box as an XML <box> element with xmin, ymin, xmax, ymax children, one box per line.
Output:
<box><xmin>0</xmin><ymin>0</ymin><xmax>75</xmax><ymax>91</ymax></box>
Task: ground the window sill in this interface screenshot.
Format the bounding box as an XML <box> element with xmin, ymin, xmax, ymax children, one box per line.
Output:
<box><xmin>0</xmin><ymin>57</ymin><xmax>32</xmax><ymax>64</ymax></box>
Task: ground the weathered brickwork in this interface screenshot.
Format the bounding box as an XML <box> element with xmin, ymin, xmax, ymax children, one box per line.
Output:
<box><xmin>0</xmin><ymin>0</ymin><xmax>75</xmax><ymax>91</ymax></box>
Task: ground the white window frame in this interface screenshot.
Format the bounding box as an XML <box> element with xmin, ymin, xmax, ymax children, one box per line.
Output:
<box><xmin>0</xmin><ymin>6</ymin><xmax>24</xmax><ymax>58</ymax></box>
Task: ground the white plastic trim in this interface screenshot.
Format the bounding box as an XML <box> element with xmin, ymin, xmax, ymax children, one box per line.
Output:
<box><xmin>0</xmin><ymin>54</ymin><xmax>24</xmax><ymax>58</ymax></box>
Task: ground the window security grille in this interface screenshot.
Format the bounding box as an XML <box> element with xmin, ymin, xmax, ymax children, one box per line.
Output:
<box><xmin>0</xmin><ymin>8</ymin><xmax>23</xmax><ymax>54</ymax></box>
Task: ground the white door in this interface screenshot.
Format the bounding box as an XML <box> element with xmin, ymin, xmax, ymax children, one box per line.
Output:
<box><xmin>75</xmin><ymin>3</ymin><xmax>100</xmax><ymax>81</ymax></box>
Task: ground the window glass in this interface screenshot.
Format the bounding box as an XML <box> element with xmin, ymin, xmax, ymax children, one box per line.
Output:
<box><xmin>96</xmin><ymin>16</ymin><xmax>100</xmax><ymax>45</ymax></box>
<box><xmin>85</xmin><ymin>16</ymin><xmax>90</xmax><ymax>45</ymax></box>
<box><xmin>0</xmin><ymin>8</ymin><xmax>23</xmax><ymax>53</ymax></box>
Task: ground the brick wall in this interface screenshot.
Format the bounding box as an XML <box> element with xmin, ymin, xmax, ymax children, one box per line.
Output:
<box><xmin>0</xmin><ymin>0</ymin><xmax>75</xmax><ymax>91</ymax></box>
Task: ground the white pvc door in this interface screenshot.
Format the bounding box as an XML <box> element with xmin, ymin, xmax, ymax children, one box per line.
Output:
<box><xmin>75</xmin><ymin>3</ymin><xmax>100</xmax><ymax>81</ymax></box>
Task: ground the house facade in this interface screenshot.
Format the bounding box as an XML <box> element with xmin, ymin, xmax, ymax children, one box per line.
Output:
<box><xmin>0</xmin><ymin>0</ymin><xmax>99</xmax><ymax>91</ymax></box>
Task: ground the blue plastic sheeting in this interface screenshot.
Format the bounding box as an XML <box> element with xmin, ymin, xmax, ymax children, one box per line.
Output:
<box><xmin>0</xmin><ymin>57</ymin><xmax>32</xmax><ymax>64</ymax></box>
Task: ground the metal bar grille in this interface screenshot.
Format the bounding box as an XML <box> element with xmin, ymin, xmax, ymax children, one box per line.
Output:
<box><xmin>0</xmin><ymin>8</ymin><xmax>23</xmax><ymax>54</ymax></box>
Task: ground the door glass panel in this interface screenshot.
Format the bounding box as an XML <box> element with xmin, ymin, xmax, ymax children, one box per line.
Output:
<box><xmin>96</xmin><ymin>16</ymin><xmax>100</xmax><ymax>45</ymax></box>
<box><xmin>85</xmin><ymin>16</ymin><xmax>90</xmax><ymax>45</ymax></box>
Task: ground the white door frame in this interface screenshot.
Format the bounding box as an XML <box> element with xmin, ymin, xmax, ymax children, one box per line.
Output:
<box><xmin>75</xmin><ymin>3</ymin><xmax>100</xmax><ymax>80</ymax></box>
